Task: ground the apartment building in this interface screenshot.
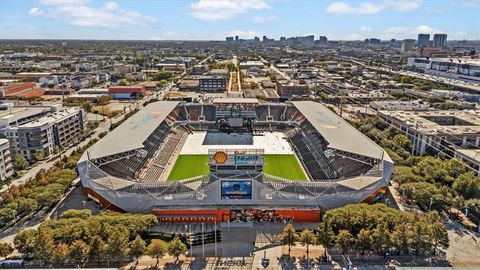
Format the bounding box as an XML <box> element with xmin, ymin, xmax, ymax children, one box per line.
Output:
<box><xmin>0</xmin><ymin>139</ymin><xmax>13</xmax><ymax>180</ymax></box>
<box><xmin>5</xmin><ymin>107</ymin><xmax>86</xmax><ymax>161</ymax></box>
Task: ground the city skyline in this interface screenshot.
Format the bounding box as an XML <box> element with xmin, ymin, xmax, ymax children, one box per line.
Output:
<box><xmin>0</xmin><ymin>0</ymin><xmax>479</xmax><ymax>40</ymax></box>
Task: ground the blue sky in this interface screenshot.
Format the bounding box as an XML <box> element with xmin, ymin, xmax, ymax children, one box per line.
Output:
<box><xmin>0</xmin><ymin>0</ymin><xmax>479</xmax><ymax>40</ymax></box>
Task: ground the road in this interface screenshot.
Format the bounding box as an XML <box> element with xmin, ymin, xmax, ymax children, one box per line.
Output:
<box><xmin>257</xmin><ymin>54</ymin><xmax>291</xmax><ymax>81</ymax></box>
<box><xmin>341</xmin><ymin>56</ymin><xmax>480</xmax><ymax>93</ymax></box>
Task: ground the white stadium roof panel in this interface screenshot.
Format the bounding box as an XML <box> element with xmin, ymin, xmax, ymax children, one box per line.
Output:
<box><xmin>84</xmin><ymin>101</ymin><xmax>179</xmax><ymax>160</ymax></box>
<box><xmin>292</xmin><ymin>101</ymin><xmax>385</xmax><ymax>160</ymax></box>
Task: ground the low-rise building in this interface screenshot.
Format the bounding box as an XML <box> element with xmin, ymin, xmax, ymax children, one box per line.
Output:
<box><xmin>276</xmin><ymin>81</ymin><xmax>310</xmax><ymax>98</ymax></box>
<box><xmin>108</xmin><ymin>86</ymin><xmax>146</xmax><ymax>99</ymax></box>
<box><xmin>199</xmin><ymin>75</ymin><xmax>228</xmax><ymax>92</ymax></box>
<box><xmin>378</xmin><ymin>109</ymin><xmax>480</xmax><ymax>175</ymax></box>
<box><xmin>5</xmin><ymin>107</ymin><xmax>86</xmax><ymax>162</ymax></box>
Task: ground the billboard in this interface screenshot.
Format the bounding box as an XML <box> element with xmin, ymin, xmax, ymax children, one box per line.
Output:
<box><xmin>221</xmin><ymin>181</ymin><xmax>252</xmax><ymax>200</ymax></box>
<box><xmin>209</xmin><ymin>149</ymin><xmax>264</xmax><ymax>167</ymax></box>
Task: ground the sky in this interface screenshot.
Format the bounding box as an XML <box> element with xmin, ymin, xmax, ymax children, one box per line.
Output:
<box><xmin>0</xmin><ymin>0</ymin><xmax>479</xmax><ymax>40</ymax></box>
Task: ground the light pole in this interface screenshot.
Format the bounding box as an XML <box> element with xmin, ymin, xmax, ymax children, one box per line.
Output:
<box><xmin>12</xmin><ymin>209</ymin><xmax>16</xmax><ymax>226</ymax></box>
<box><xmin>82</xmin><ymin>200</ymin><xmax>86</xmax><ymax>209</ymax></box>
<box><xmin>428</xmin><ymin>197</ymin><xmax>434</xmax><ymax>212</ymax></box>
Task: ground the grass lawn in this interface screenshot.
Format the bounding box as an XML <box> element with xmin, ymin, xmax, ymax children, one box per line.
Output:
<box><xmin>167</xmin><ymin>155</ymin><xmax>209</xmax><ymax>181</ymax></box>
<box><xmin>264</xmin><ymin>154</ymin><xmax>307</xmax><ymax>181</ymax></box>
<box><xmin>168</xmin><ymin>154</ymin><xmax>307</xmax><ymax>181</ymax></box>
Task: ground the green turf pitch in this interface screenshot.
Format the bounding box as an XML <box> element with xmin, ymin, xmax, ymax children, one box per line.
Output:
<box><xmin>168</xmin><ymin>154</ymin><xmax>307</xmax><ymax>181</ymax></box>
<box><xmin>167</xmin><ymin>155</ymin><xmax>209</xmax><ymax>181</ymax></box>
<box><xmin>263</xmin><ymin>154</ymin><xmax>307</xmax><ymax>181</ymax></box>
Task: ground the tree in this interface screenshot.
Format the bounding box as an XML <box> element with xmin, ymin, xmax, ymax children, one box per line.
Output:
<box><xmin>35</xmin><ymin>149</ymin><xmax>45</xmax><ymax>161</ymax></box>
<box><xmin>443</xmin><ymin>158</ymin><xmax>470</xmax><ymax>178</ymax></box>
<box><xmin>299</xmin><ymin>229</ymin><xmax>316</xmax><ymax>258</ymax></box>
<box><xmin>167</xmin><ymin>237</ymin><xmax>187</xmax><ymax>263</ymax></box>
<box><xmin>335</xmin><ymin>230</ymin><xmax>354</xmax><ymax>254</ymax></box>
<box><xmin>452</xmin><ymin>172</ymin><xmax>480</xmax><ymax>200</ymax></box>
<box><xmin>14</xmin><ymin>155</ymin><xmax>28</xmax><ymax>170</ymax></box>
<box><xmin>34</xmin><ymin>228</ymin><xmax>55</xmax><ymax>265</ymax></box>
<box><xmin>147</xmin><ymin>239</ymin><xmax>167</xmax><ymax>266</ymax></box>
<box><xmin>317</xmin><ymin>219</ymin><xmax>335</xmax><ymax>258</ymax></box>
<box><xmin>106</xmin><ymin>225</ymin><xmax>129</xmax><ymax>262</ymax></box>
<box><xmin>356</xmin><ymin>229</ymin><xmax>372</xmax><ymax>256</ymax></box>
<box><xmin>14</xmin><ymin>229</ymin><xmax>38</xmax><ymax>259</ymax></box>
<box><xmin>391</xmin><ymin>223</ymin><xmax>411</xmax><ymax>255</ymax></box>
<box><xmin>69</xmin><ymin>240</ymin><xmax>90</xmax><ymax>265</ymax></box>
<box><xmin>392</xmin><ymin>134</ymin><xmax>411</xmax><ymax>151</ymax></box>
<box><xmin>88</xmin><ymin>235</ymin><xmax>107</xmax><ymax>264</ymax></box>
<box><xmin>129</xmin><ymin>235</ymin><xmax>146</xmax><ymax>262</ymax></box>
<box><xmin>371</xmin><ymin>220</ymin><xmax>391</xmax><ymax>254</ymax></box>
<box><xmin>411</xmin><ymin>219</ymin><xmax>432</xmax><ymax>255</ymax></box>
<box><xmin>279</xmin><ymin>224</ymin><xmax>298</xmax><ymax>257</ymax></box>
<box><xmin>0</xmin><ymin>242</ymin><xmax>13</xmax><ymax>258</ymax></box>
<box><xmin>426</xmin><ymin>211</ymin><xmax>449</xmax><ymax>254</ymax></box>
<box><xmin>52</xmin><ymin>243</ymin><xmax>69</xmax><ymax>266</ymax></box>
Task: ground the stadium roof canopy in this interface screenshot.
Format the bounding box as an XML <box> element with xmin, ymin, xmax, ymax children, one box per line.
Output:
<box><xmin>83</xmin><ymin>101</ymin><xmax>179</xmax><ymax>161</ymax></box>
<box><xmin>292</xmin><ymin>101</ymin><xmax>385</xmax><ymax>160</ymax></box>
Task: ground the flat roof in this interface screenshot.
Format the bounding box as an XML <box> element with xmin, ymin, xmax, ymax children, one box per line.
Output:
<box><xmin>292</xmin><ymin>101</ymin><xmax>385</xmax><ymax>160</ymax></box>
<box><xmin>212</xmin><ymin>98</ymin><xmax>259</xmax><ymax>104</ymax></box>
<box><xmin>21</xmin><ymin>107</ymin><xmax>80</xmax><ymax>128</ymax></box>
<box><xmin>84</xmin><ymin>101</ymin><xmax>179</xmax><ymax>160</ymax></box>
<box><xmin>0</xmin><ymin>106</ymin><xmax>49</xmax><ymax>125</ymax></box>
<box><xmin>379</xmin><ymin>110</ymin><xmax>480</xmax><ymax>135</ymax></box>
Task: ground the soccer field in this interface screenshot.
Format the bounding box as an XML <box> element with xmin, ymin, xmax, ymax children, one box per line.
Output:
<box><xmin>264</xmin><ymin>154</ymin><xmax>307</xmax><ymax>181</ymax></box>
<box><xmin>168</xmin><ymin>154</ymin><xmax>307</xmax><ymax>181</ymax></box>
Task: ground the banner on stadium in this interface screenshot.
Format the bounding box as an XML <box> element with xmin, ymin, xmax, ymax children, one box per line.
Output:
<box><xmin>209</xmin><ymin>149</ymin><xmax>264</xmax><ymax>167</ymax></box>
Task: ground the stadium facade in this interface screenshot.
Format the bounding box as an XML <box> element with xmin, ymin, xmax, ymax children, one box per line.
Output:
<box><xmin>78</xmin><ymin>100</ymin><xmax>393</xmax><ymax>223</ymax></box>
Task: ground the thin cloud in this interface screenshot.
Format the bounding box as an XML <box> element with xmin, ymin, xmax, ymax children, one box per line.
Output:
<box><xmin>190</xmin><ymin>0</ymin><xmax>271</xmax><ymax>21</ymax></box>
<box><xmin>326</xmin><ymin>0</ymin><xmax>422</xmax><ymax>15</ymax></box>
<box><xmin>29</xmin><ymin>0</ymin><xmax>154</xmax><ymax>27</ymax></box>
<box><xmin>251</xmin><ymin>15</ymin><xmax>277</xmax><ymax>24</ymax></box>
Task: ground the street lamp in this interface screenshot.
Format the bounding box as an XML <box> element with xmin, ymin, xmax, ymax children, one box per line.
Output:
<box><xmin>12</xmin><ymin>209</ymin><xmax>16</xmax><ymax>226</ymax></box>
<box><xmin>82</xmin><ymin>200</ymin><xmax>86</xmax><ymax>209</ymax></box>
<box><xmin>428</xmin><ymin>197</ymin><xmax>434</xmax><ymax>212</ymax></box>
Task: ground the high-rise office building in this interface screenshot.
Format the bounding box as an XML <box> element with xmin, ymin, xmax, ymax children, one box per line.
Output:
<box><xmin>225</xmin><ymin>37</ymin><xmax>234</xmax><ymax>43</ymax></box>
<box><xmin>369</xmin><ymin>38</ymin><xmax>381</xmax><ymax>45</ymax></box>
<box><xmin>235</xmin><ymin>35</ymin><xmax>239</xmax><ymax>42</ymax></box>
<box><xmin>417</xmin><ymin>34</ymin><xmax>430</xmax><ymax>48</ymax></box>
<box><xmin>401</xmin><ymin>39</ymin><xmax>415</xmax><ymax>52</ymax></box>
<box><xmin>319</xmin><ymin>36</ymin><xmax>328</xmax><ymax>43</ymax></box>
<box><xmin>433</xmin><ymin>34</ymin><xmax>447</xmax><ymax>48</ymax></box>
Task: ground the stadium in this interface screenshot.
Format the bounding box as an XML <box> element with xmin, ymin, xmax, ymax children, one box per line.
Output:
<box><xmin>77</xmin><ymin>99</ymin><xmax>393</xmax><ymax>223</ymax></box>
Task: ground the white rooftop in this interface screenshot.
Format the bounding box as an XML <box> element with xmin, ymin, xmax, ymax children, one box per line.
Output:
<box><xmin>83</xmin><ymin>101</ymin><xmax>179</xmax><ymax>160</ymax></box>
<box><xmin>292</xmin><ymin>101</ymin><xmax>386</xmax><ymax>160</ymax></box>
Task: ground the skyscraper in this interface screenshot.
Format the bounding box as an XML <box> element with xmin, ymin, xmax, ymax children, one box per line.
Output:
<box><xmin>319</xmin><ymin>36</ymin><xmax>328</xmax><ymax>43</ymax></box>
<box><xmin>417</xmin><ymin>34</ymin><xmax>430</xmax><ymax>48</ymax></box>
<box><xmin>433</xmin><ymin>34</ymin><xmax>447</xmax><ymax>48</ymax></box>
<box><xmin>401</xmin><ymin>39</ymin><xmax>415</xmax><ymax>52</ymax></box>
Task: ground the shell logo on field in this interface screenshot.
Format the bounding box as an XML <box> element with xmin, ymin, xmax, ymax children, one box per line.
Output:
<box><xmin>213</xmin><ymin>151</ymin><xmax>228</xmax><ymax>164</ymax></box>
